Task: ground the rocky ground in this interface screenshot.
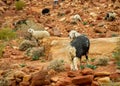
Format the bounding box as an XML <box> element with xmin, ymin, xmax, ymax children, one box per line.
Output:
<box><xmin>0</xmin><ymin>0</ymin><xmax>120</xmax><ymax>86</ymax></box>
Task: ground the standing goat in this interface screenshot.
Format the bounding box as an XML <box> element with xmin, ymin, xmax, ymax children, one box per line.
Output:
<box><xmin>28</xmin><ymin>28</ymin><xmax>50</xmax><ymax>40</ymax></box>
<box><xmin>28</xmin><ymin>28</ymin><xmax>50</xmax><ymax>45</ymax></box>
<box><xmin>68</xmin><ymin>35</ymin><xmax>90</xmax><ymax>70</ymax></box>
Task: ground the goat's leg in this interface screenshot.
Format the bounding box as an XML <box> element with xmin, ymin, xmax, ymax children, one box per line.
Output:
<box><xmin>79</xmin><ymin>57</ymin><xmax>83</xmax><ymax>69</ymax></box>
<box><xmin>70</xmin><ymin>57</ymin><xmax>75</xmax><ymax>70</ymax></box>
<box><xmin>73</xmin><ymin>57</ymin><xmax>79</xmax><ymax>70</ymax></box>
<box><xmin>85</xmin><ymin>54</ymin><xmax>89</xmax><ymax>65</ymax></box>
<box><xmin>70</xmin><ymin>62</ymin><xmax>75</xmax><ymax>70</ymax></box>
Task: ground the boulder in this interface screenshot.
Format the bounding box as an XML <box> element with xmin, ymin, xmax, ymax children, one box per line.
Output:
<box><xmin>81</xmin><ymin>68</ymin><xmax>94</xmax><ymax>75</ymax></box>
<box><xmin>30</xmin><ymin>70</ymin><xmax>51</xmax><ymax>86</ymax></box>
<box><xmin>110</xmin><ymin>73</ymin><xmax>120</xmax><ymax>82</ymax></box>
<box><xmin>56</xmin><ymin>77</ymin><xmax>72</xmax><ymax>86</ymax></box>
<box><xmin>67</xmin><ymin>70</ymin><xmax>81</xmax><ymax>77</ymax></box>
<box><xmin>72</xmin><ymin>75</ymin><xmax>94</xmax><ymax>85</ymax></box>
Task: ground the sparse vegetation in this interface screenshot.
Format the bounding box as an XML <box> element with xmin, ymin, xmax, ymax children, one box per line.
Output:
<box><xmin>0</xmin><ymin>28</ymin><xmax>16</xmax><ymax>41</ymax></box>
<box><xmin>112</xmin><ymin>38</ymin><xmax>120</xmax><ymax>69</ymax></box>
<box><xmin>83</xmin><ymin>21</ymin><xmax>88</xmax><ymax>25</ymax></box>
<box><xmin>15</xmin><ymin>0</ymin><xmax>25</xmax><ymax>10</ymax></box>
<box><xmin>80</xmin><ymin>64</ymin><xmax>97</xmax><ymax>70</ymax></box>
<box><xmin>100</xmin><ymin>82</ymin><xmax>120</xmax><ymax>86</ymax></box>
<box><xmin>32</xmin><ymin>55</ymin><xmax>40</xmax><ymax>61</ymax></box>
<box><xmin>95</xmin><ymin>56</ymin><xmax>109</xmax><ymax>66</ymax></box>
<box><xmin>47</xmin><ymin>59</ymin><xmax>65</xmax><ymax>72</ymax></box>
<box><xmin>112</xmin><ymin>38</ymin><xmax>120</xmax><ymax>61</ymax></box>
<box><xmin>0</xmin><ymin>28</ymin><xmax>16</xmax><ymax>57</ymax></box>
<box><xmin>0</xmin><ymin>43</ymin><xmax>6</xmax><ymax>58</ymax></box>
<box><xmin>19</xmin><ymin>63</ymin><xmax>26</xmax><ymax>67</ymax></box>
<box><xmin>90</xmin><ymin>58</ymin><xmax>96</xmax><ymax>62</ymax></box>
<box><xmin>80</xmin><ymin>65</ymin><xmax>85</xmax><ymax>69</ymax></box>
<box><xmin>86</xmin><ymin>64</ymin><xmax>97</xmax><ymax>69</ymax></box>
<box><xmin>25</xmin><ymin>47</ymin><xmax>45</xmax><ymax>61</ymax></box>
<box><xmin>0</xmin><ymin>78</ymin><xmax>9</xmax><ymax>86</ymax></box>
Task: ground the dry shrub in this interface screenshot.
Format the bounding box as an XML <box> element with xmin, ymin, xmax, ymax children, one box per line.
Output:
<box><xmin>112</xmin><ymin>38</ymin><xmax>120</xmax><ymax>61</ymax></box>
<box><xmin>95</xmin><ymin>56</ymin><xmax>109</xmax><ymax>66</ymax></box>
<box><xmin>47</xmin><ymin>59</ymin><xmax>65</xmax><ymax>72</ymax></box>
<box><xmin>0</xmin><ymin>28</ymin><xmax>16</xmax><ymax>41</ymax></box>
<box><xmin>15</xmin><ymin>0</ymin><xmax>25</xmax><ymax>10</ymax></box>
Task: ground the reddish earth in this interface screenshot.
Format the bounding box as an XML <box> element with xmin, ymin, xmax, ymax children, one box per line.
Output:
<box><xmin>0</xmin><ymin>0</ymin><xmax>120</xmax><ymax>86</ymax></box>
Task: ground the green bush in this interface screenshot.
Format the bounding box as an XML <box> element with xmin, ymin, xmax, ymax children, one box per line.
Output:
<box><xmin>83</xmin><ymin>21</ymin><xmax>88</xmax><ymax>25</ymax></box>
<box><xmin>80</xmin><ymin>64</ymin><xmax>97</xmax><ymax>70</ymax></box>
<box><xmin>0</xmin><ymin>28</ymin><xmax>16</xmax><ymax>41</ymax></box>
<box><xmin>86</xmin><ymin>64</ymin><xmax>97</xmax><ymax>69</ymax></box>
<box><xmin>15</xmin><ymin>0</ymin><xmax>25</xmax><ymax>10</ymax></box>
<box><xmin>32</xmin><ymin>55</ymin><xmax>39</xmax><ymax>61</ymax></box>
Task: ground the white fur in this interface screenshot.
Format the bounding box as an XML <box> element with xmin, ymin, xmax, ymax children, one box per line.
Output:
<box><xmin>71</xmin><ymin>14</ymin><xmax>82</xmax><ymax>22</ymax></box>
<box><xmin>69</xmin><ymin>30</ymin><xmax>81</xmax><ymax>39</ymax></box>
<box><xmin>67</xmin><ymin>45</ymin><xmax>79</xmax><ymax>70</ymax></box>
<box><xmin>28</xmin><ymin>28</ymin><xmax>50</xmax><ymax>40</ymax></box>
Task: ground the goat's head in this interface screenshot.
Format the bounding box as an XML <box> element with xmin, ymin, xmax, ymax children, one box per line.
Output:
<box><xmin>28</xmin><ymin>28</ymin><xmax>34</xmax><ymax>34</ymax></box>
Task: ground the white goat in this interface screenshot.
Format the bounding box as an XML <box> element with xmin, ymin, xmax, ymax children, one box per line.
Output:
<box><xmin>28</xmin><ymin>28</ymin><xmax>50</xmax><ymax>40</ymax></box>
<box><xmin>71</xmin><ymin>14</ymin><xmax>82</xmax><ymax>22</ymax></box>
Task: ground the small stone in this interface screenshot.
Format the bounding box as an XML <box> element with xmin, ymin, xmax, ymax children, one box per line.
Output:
<box><xmin>94</xmin><ymin>72</ymin><xmax>110</xmax><ymax>77</ymax></box>
<box><xmin>116</xmin><ymin>69</ymin><xmax>120</xmax><ymax>73</ymax></box>
<box><xmin>51</xmin><ymin>76</ymin><xmax>59</xmax><ymax>82</ymax></box>
<box><xmin>23</xmin><ymin>75</ymin><xmax>31</xmax><ymax>82</ymax></box>
<box><xmin>94</xmin><ymin>27</ymin><xmax>107</xmax><ymax>33</ymax></box>
<box><xmin>16</xmin><ymin>77</ymin><xmax>22</xmax><ymax>83</ymax></box>
<box><xmin>97</xmin><ymin>77</ymin><xmax>111</xmax><ymax>83</ymax></box>
<box><xmin>99</xmin><ymin>0</ymin><xmax>107</xmax><ymax>3</ymax></box>
<box><xmin>53</xmin><ymin>28</ymin><xmax>61</xmax><ymax>37</ymax></box>
<box><xmin>91</xmin><ymin>81</ymin><xmax>99</xmax><ymax>86</ymax></box>
<box><xmin>0</xmin><ymin>70</ymin><xmax>4</xmax><ymax>76</ymax></box>
<box><xmin>90</xmin><ymin>12</ymin><xmax>97</xmax><ymax>18</ymax></box>
<box><xmin>59</xmin><ymin>17</ymin><xmax>66</xmax><ymax>22</ymax></box>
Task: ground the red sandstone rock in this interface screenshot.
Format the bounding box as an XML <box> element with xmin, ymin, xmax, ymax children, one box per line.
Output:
<box><xmin>91</xmin><ymin>81</ymin><xmax>99</xmax><ymax>86</ymax></box>
<box><xmin>81</xmin><ymin>68</ymin><xmax>94</xmax><ymax>75</ymax></box>
<box><xmin>110</xmin><ymin>73</ymin><xmax>120</xmax><ymax>82</ymax></box>
<box><xmin>72</xmin><ymin>75</ymin><xmax>94</xmax><ymax>85</ymax></box>
<box><xmin>67</xmin><ymin>70</ymin><xmax>81</xmax><ymax>77</ymax></box>
<box><xmin>30</xmin><ymin>70</ymin><xmax>51</xmax><ymax>86</ymax></box>
<box><xmin>19</xmin><ymin>81</ymin><xmax>30</xmax><ymax>86</ymax></box>
<box><xmin>56</xmin><ymin>77</ymin><xmax>72</xmax><ymax>86</ymax></box>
